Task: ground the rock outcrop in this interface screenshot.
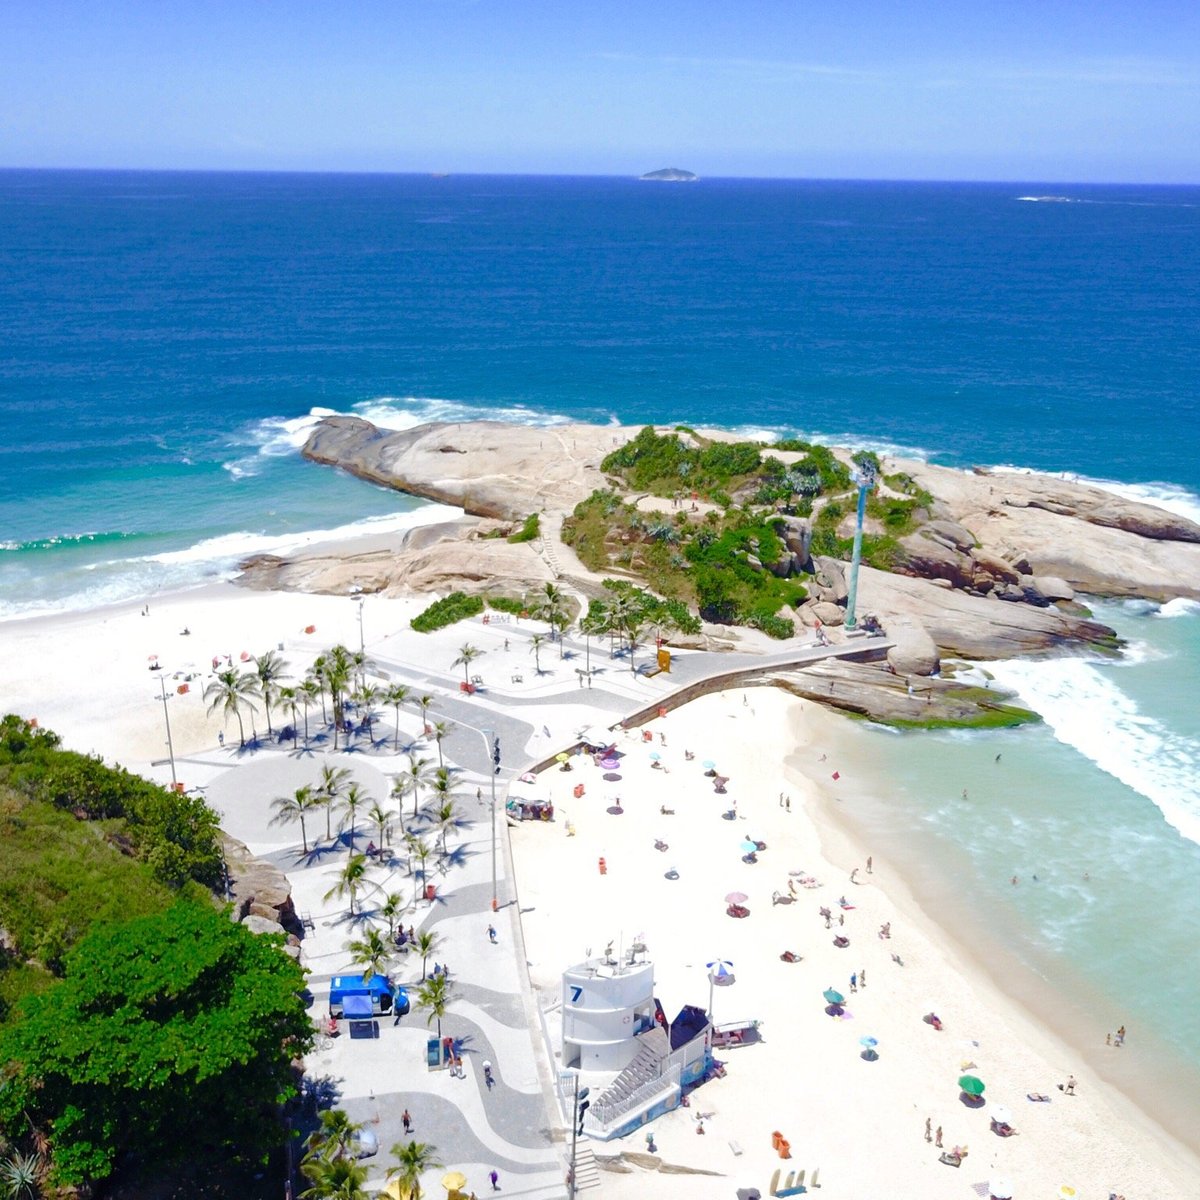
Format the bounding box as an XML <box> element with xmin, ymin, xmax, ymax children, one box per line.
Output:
<box><xmin>220</xmin><ymin>832</ymin><xmax>302</xmax><ymax>941</ymax></box>
<box><xmin>263</xmin><ymin>415</ymin><xmax>1200</xmax><ymax>710</ymax></box>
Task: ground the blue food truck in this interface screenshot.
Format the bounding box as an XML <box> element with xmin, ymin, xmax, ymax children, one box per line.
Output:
<box><xmin>328</xmin><ymin>973</ymin><xmax>408</xmax><ymax>1019</ymax></box>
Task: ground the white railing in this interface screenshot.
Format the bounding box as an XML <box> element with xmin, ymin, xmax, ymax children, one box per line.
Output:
<box><xmin>589</xmin><ymin>1062</ymin><xmax>680</xmax><ymax>1129</ymax></box>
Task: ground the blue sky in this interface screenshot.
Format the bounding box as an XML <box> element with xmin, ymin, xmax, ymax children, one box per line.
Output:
<box><xmin>1</xmin><ymin>0</ymin><xmax>1196</xmax><ymax>181</ymax></box>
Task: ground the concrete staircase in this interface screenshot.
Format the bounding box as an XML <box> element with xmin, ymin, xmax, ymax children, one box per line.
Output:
<box><xmin>573</xmin><ymin>1145</ymin><xmax>602</xmax><ymax>1192</ymax></box>
<box><xmin>589</xmin><ymin>1028</ymin><xmax>670</xmax><ymax>1124</ymax></box>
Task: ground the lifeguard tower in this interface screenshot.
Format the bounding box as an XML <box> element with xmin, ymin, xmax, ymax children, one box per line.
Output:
<box><xmin>558</xmin><ymin>949</ymin><xmax>711</xmax><ymax>1142</ymax></box>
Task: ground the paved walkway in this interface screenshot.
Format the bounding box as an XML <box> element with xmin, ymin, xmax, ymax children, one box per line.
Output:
<box><xmin>194</xmin><ymin>615</ymin><xmax>890</xmax><ymax>1199</ymax></box>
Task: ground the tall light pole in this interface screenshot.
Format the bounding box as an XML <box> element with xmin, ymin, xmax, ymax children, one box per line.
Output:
<box><xmin>156</xmin><ymin>675</ymin><xmax>178</xmax><ymax>789</ymax></box>
<box><xmin>483</xmin><ymin>728</ymin><xmax>501</xmax><ymax>912</ymax></box>
<box><xmin>350</xmin><ymin>587</ymin><xmax>366</xmax><ymax>684</ymax></box>
<box><xmin>569</xmin><ymin>1074</ymin><xmax>590</xmax><ymax>1200</ymax></box>
<box><xmin>844</xmin><ymin>459</ymin><xmax>877</xmax><ymax>632</ymax></box>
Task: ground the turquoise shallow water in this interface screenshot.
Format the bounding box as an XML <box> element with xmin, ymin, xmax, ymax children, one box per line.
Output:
<box><xmin>821</xmin><ymin>599</ymin><xmax>1200</xmax><ymax>1144</ymax></box>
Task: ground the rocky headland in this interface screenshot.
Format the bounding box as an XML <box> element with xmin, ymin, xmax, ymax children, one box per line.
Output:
<box><xmin>236</xmin><ymin>415</ymin><xmax>1200</xmax><ymax>724</ymax></box>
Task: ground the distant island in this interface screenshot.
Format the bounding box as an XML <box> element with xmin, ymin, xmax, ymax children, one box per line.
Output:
<box><xmin>640</xmin><ymin>167</ymin><xmax>698</xmax><ymax>182</ymax></box>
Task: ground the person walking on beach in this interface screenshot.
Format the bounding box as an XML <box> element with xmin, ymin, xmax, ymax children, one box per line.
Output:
<box><xmin>866</xmin><ymin>856</ymin><xmax>872</xmax><ymax>874</ymax></box>
<box><xmin>935</xmin><ymin>1125</ymin><xmax>943</xmax><ymax>1148</ymax></box>
<box><xmin>401</xmin><ymin>1108</ymin><xmax>412</xmax><ymax>1134</ymax></box>
<box><xmin>1116</xmin><ymin>1025</ymin><xmax>1126</xmax><ymax>1046</ymax></box>
<box><xmin>850</xmin><ymin>867</ymin><xmax>859</xmax><ymax>884</ymax></box>
<box><xmin>489</xmin><ymin>1169</ymin><xmax>500</xmax><ymax>1190</ymax></box>
<box><xmin>487</xmin><ymin>924</ymin><xmax>497</xmax><ymax>943</ymax></box>
<box><xmin>924</xmin><ymin>1117</ymin><xmax>932</xmax><ymax>1142</ymax></box>
<box><xmin>860</xmin><ymin>967</ymin><xmax>866</xmax><ymax>988</ymax></box>
<box><xmin>850</xmin><ymin>972</ymin><xmax>857</xmax><ymax>993</ymax></box>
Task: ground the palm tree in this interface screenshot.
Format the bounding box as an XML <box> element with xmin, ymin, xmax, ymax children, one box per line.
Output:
<box><xmin>254</xmin><ymin>648</ymin><xmax>290</xmax><ymax>735</ymax></box>
<box><xmin>412</xmin><ymin>929</ymin><xmax>439</xmax><ymax>980</ymax></box>
<box><xmin>417</xmin><ymin>971</ymin><xmax>451</xmax><ymax>1041</ymax></box>
<box><xmin>380</xmin><ymin>891</ymin><xmax>407</xmax><ymax>940</ymax></box>
<box><xmin>414</xmin><ymin>693</ymin><xmax>435</xmax><ymax>735</ymax></box>
<box><xmin>307</xmin><ymin>660</ymin><xmax>329</xmax><ymax>724</ymax></box>
<box><xmin>411</xmin><ymin>839</ymin><xmax>433</xmax><ymax>905</ymax></box>
<box><xmin>452</xmin><ymin>643</ymin><xmax>483</xmax><ymax>687</ymax></box>
<box><xmin>434</xmin><ymin>798</ymin><xmax>459</xmax><ymax>856</ymax></box>
<box><xmin>626</xmin><ymin>617</ymin><xmax>645</xmax><ymax>676</ymax></box>
<box><xmin>270</xmin><ymin>784</ymin><xmax>320</xmax><ymax>854</ymax></box>
<box><xmin>390</xmin><ymin>776</ymin><xmax>410</xmax><ymax>837</ymax></box>
<box><xmin>324</xmin><ymin>853</ymin><xmax>370</xmax><ymax>915</ymax></box>
<box><xmin>431</xmin><ymin>720</ymin><xmax>450</xmax><ymax>769</ymax></box>
<box><xmin>368</xmin><ymin>798</ymin><xmax>391</xmax><ymax>849</ymax></box>
<box><xmin>404</xmin><ymin>754</ymin><xmax>434</xmax><ymax>822</ymax></box>
<box><xmin>386</xmin><ymin>1141</ymin><xmax>443</xmax><ymax>1200</ymax></box>
<box><xmin>300</xmin><ymin>1155</ymin><xmax>368</xmax><ymax>1200</ymax></box>
<box><xmin>203</xmin><ymin>667</ymin><xmax>260</xmax><ymax>747</ymax></box>
<box><xmin>318</xmin><ymin>762</ymin><xmax>353</xmax><ymax>840</ymax></box>
<box><xmin>607</xmin><ymin>591</ymin><xmax>636</xmax><ymax>658</ymax></box>
<box><xmin>384</xmin><ymin>682</ymin><xmax>410</xmax><ymax>750</ymax></box>
<box><xmin>306</xmin><ymin>1108</ymin><xmax>364</xmax><ymax>1161</ymax></box>
<box><xmin>278</xmin><ymin>685</ymin><xmax>300</xmax><ymax>748</ymax></box>
<box><xmin>540</xmin><ymin>581</ymin><xmax>564</xmax><ymax>634</ymax></box>
<box><xmin>579</xmin><ymin>607</ymin><xmax>607</xmax><ymax>676</ymax></box>
<box><xmin>351</xmin><ymin>681</ymin><xmax>380</xmax><ymax>741</ymax></box>
<box><xmin>340</xmin><ymin>782</ymin><xmax>368</xmax><ymax>847</ymax></box>
<box><xmin>529</xmin><ymin>633</ymin><xmax>546</xmax><ymax>674</ymax></box>
<box><xmin>346</xmin><ymin>927</ymin><xmax>392</xmax><ymax>983</ymax></box>
<box><xmin>298</xmin><ymin>677</ymin><xmax>320</xmax><ymax>746</ymax></box>
<box><xmin>321</xmin><ymin>645</ymin><xmax>353</xmax><ymax>749</ymax></box>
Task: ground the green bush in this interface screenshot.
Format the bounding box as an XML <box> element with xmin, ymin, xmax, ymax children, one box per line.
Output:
<box><xmin>507</xmin><ymin>512</ymin><xmax>541</xmax><ymax>543</ymax></box>
<box><xmin>411</xmin><ymin>592</ymin><xmax>485</xmax><ymax>632</ymax></box>
<box><xmin>486</xmin><ymin>595</ymin><xmax>527</xmax><ymax>616</ymax></box>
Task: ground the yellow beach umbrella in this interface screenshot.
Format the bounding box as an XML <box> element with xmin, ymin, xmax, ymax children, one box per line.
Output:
<box><xmin>442</xmin><ymin>1172</ymin><xmax>468</xmax><ymax>1193</ymax></box>
<box><xmin>382</xmin><ymin>1181</ymin><xmax>411</xmax><ymax>1200</ymax></box>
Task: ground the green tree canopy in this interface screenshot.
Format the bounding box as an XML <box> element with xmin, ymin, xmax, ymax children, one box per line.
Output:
<box><xmin>0</xmin><ymin>899</ymin><xmax>312</xmax><ymax>1188</ymax></box>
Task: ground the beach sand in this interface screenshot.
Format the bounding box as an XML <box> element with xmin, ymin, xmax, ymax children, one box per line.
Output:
<box><xmin>511</xmin><ymin>688</ymin><xmax>1200</xmax><ymax>1199</ymax></box>
<box><xmin>5</xmin><ymin>577</ymin><xmax>1199</xmax><ymax>1198</ymax></box>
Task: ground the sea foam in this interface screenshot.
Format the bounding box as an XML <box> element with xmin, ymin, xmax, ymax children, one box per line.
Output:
<box><xmin>987</xmin><ymin>656</ymin><xmax>1200</xmax><ymax>849</ymax></box>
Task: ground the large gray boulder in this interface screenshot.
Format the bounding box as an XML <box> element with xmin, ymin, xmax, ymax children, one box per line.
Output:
<box><xmin>885</xmin><ymin>617</ymin><xmax>940</xmax><ymax>677</ymax></box>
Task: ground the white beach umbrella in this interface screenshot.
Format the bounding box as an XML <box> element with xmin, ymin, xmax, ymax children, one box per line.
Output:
<box><xmin>989</xmin><ymin>1104</ymin><xmax>1013</xmax><ymax>1126</ymax></box>
<box><xmin>988</xmin><ymin>1180</ymin><xmax>1013</xmax><ymax>1200</ymax></box>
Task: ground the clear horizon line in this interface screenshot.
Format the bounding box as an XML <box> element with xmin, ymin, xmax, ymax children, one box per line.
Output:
<box><xmin>1</xmin><ymin>164</ymin><xmax>1197</xmax><ymax>188</ymax></box>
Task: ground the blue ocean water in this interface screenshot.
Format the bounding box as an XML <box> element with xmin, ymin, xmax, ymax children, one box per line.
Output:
<box><xmin>2</xmin><ymin>170</ymin><xmax>1199</xmax><ymax>1130</ymax></box>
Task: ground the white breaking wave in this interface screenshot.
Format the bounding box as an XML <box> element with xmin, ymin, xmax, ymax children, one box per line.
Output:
<box><xmin>1156</xmin><ymin>597</ymin><xmax>1200</xmax><ymax>620</ymax></box>
<box><xmin>0</xmin><ymin>506</ymin><xmax>460</xmax><ymax>623</ymax></box>
<box><xmin>990</xmin><ymin>465</ymin><xmax>1200</xmax><ymax>527</ymax></box>
<box><xmin>987</xmin><ymin>656</ymin><xmax>1200</xmax><ymax>849</ymax></box>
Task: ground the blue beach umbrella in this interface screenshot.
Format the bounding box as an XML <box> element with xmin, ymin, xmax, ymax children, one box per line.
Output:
<box><xmin>823</xmin><ymin>988</ymin><xmax>845</xmax><ymax>1006</ymax></box>
<box><xmin>859</xmin><ymin>1036</ymin><xmax>878</xmax><ymax>1049</ymax></box>
<box><xmin>649</xmin><ymin>751</ymin><xmax>661</xmax><ymax>761</ymax></box>
<box><xmin>702</xmin><ymin>760</ymin><xmax>716</xmax><ymax>770</ymax></box>
<box><xmin>740</xmin><ymin>839</ymin><xmax>758</xmax><ymax>854</ymax></box>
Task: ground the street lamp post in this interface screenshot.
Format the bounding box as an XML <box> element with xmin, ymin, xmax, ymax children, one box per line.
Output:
<box><xmin>569</xmin><ymin>1074</ymin><xmax>590</xmax><ymax>1200</ymax></box>
<box><xmin>156</xmin><ymin>675</ymin><xmax>178</xmax><ymax>789</ymax></box>
<box><xmin>482</xmin><ymin>728</ymin><xmax>501</xmax><ymax>911</ymax></box>
<box><xmin>844</xmin><ymin>460</ymin><xmax>876</xmax><ymax>632</ymax></box>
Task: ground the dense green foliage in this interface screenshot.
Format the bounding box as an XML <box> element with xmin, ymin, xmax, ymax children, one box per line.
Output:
<box><xmin>485</xmin><ymin>595</ymin><xmax>528</xmax><ymax>616</ymax></box>
<box><xmin>0</xmin><ymin>899</ymin><xmax>311</xmax><ymax>1188</ymax></box>
<box><xmin>601</xmin><ymin>426</ymin><xmax>766</xmax><ymax>499</ymax></box>
<box><xmin>0</xmin><ymin>792</ymin><xmax>174</xmax><ymax>986</ymax></box>
<box><xmin>506</xmin><ymin>512</ymin><xmax>541</xmax><ymax>543</ymax></box>
<box><xmin>410</xmin><ymin>591</ymin><xmax>485</xmax><ymax>633</ymax></box>
<box><xmin>0</xmin><ymin>715</ymin><xmax>222</xmax><ymax>891</ymax></box>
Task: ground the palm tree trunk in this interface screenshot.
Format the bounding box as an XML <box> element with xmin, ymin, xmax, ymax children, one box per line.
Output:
<box><xmin>235</xmin><ymin>709</ymin><xmax>246</xmax><ymax>746</ymax></box>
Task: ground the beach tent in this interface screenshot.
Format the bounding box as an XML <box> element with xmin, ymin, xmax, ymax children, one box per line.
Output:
<box><xmin>669</xmin><ymin>1004</ymin><xmax>710</xmax><ymax>1051</ymax></box>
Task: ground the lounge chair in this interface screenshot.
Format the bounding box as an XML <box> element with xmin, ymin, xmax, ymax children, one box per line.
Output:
<box><xmin>1027</xmin><ymin>1092</ymin><xmax>1051</xmax><ymax>1102</ymax></box>
<box><xmin>938</xmin><ymin>1151</ymin><xmax>962</xmax><ymax>1167</ymax></box>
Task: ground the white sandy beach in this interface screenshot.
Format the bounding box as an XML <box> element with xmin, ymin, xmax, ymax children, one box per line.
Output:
<box><xmin>5</xmin><ymin>575</ymin><xmax>1200</xmax><ymax>1199</ymax></box>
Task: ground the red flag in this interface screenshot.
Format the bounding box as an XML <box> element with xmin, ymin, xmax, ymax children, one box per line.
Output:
<box><xmin>831</xmin><ymin>771</ymin><xmax>840</xmax><ymax>780</ymax></box>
